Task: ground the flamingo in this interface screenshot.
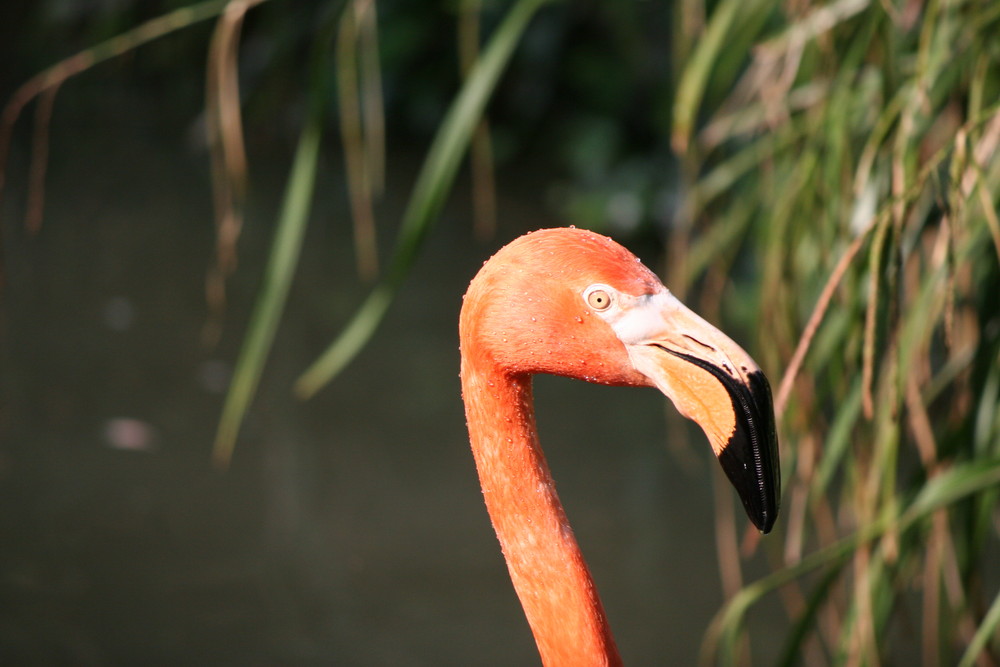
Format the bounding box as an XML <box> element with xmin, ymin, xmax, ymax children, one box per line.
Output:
<box><xmin>459</xmin><ymin>227</ymin><xmax>780</xmax><ymax>666</ymax></box>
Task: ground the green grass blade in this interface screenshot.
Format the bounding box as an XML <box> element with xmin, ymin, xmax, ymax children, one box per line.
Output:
<box><xmin>671</xmin><ymin>0</ymin><xmax>773</xmax><ymax>156</ymax></box>
<box><xmin>776</xmin><ymin>562</ymin><xmax>845</xmax><ymax>667</ymax></box>
<box><xmin>903</xmin><ymin>457</ymin><xmax>1000</xmax><ymax>520</ymax></box>
<box><xmin>957</xmin><ymin>587</ymin><xmax>1000</xmax><ymax>667</ymax></box>
<box><xmin>671</xmin><ymin>0</ymin><xmax>742</xmax><ymax>154</ymax></box>
<box><xmin>811</xmin><ymin>377</ymin><xmax>863</xmax><ymax>503</ymax></box>
<box><xmin>294</xmin><ymin>0</ymin><xmax>554</xmax><ymax>398</ymax></box>
<box><xmin>690</xmin><ymin>124</ymin><xmax>803</xmax><ymax>215</ymax></box>
<box><xmin>211</xmin><ymin>18</ymin><xmax>337</xmax><ymax>467</ymax></box>
<box><xmin>701</xmin><ymin>456</ymin><xmax>1000</xmax><ymax>665</ymax></box>
<box><xmin>684</xmin><ymin>201</ymin><xmax>753</xmax><ymax>283</ymax></box>
<box><xmin>972</xmin><ymin>350</ymin><xmax>1000</xmax><ymax>556</ymax></box>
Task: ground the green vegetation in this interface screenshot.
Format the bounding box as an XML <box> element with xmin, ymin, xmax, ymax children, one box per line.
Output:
<box><xmin>676</xmin><ymin>1</ymin><xmax>1000</xmax><ymax>664</ymax></box>
<box><xmin>3</xmin><ymin>0</ymin><xmax>998</xmax><ymax>664</ymax></box>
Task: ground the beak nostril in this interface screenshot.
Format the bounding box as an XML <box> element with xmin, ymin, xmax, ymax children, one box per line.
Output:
<box><xmin>682</xmin><ymin>334</ymin><xmax>717</xmax><ymax>352</ymax></box>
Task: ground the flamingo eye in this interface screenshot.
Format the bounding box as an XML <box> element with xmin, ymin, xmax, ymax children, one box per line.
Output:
<box><xmin>585</xmin><ymin>287</ymin><xmax>613</xmax><ymax>311</ymax></box>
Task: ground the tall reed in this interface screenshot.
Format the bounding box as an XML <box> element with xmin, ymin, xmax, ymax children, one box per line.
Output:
<box><xmin>671</xmin><ymin>0</ymin><xmax>1000</xmax><ymax>663</ymax></box>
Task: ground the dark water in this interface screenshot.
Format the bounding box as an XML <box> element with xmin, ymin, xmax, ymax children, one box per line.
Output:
<box><xmin>1</xmin><ymin>93</ymin><xmax>783</xmax><ymax>665</ymax></box>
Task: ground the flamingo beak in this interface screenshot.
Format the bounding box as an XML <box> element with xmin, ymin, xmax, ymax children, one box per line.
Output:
<box><xmin>604</xmin><ymin>291</ymin><xmax>781</xmax><ymax>533</ymax></box>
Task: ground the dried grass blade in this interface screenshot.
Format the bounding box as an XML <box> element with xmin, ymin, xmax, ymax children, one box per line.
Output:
<box><xmin>24</xmin><ymin>82</ymin><xmax>59</xmax><ymax>234</ymax></box>
<box><xmin>359</xmin><ymin>0</ymin><xmax>384</xmax><ymax>197</ymax></box>
<box><xmin>338</xmin><ymin>0</ymin><xmax>379</xmax><ymax>280</ymax></box>
<box><xmin>775</xmin><ymin>223</ymin><xmax>875</xmax><ymax>418</ymax></box>
<box><xmin>459</xmin><ymin>0</ymin><xmax>497</xmax><ymax>240</ymax></box>
<box><xmin>0</xmin><ymin>0</ymin><xmax>248</xmax><ymax>210</ymax></box>
<box><xmin>203</xmin><ymin>0</ymin><xmax>256</xmax><ymax>344</ymax></box>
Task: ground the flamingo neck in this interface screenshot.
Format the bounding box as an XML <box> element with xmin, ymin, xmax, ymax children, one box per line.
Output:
<box><xmin>461</xmin><ymin>361</ymin><xmax>622</xmax><ymax>667</ymax></box>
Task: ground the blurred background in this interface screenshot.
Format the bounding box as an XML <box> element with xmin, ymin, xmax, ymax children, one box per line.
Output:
<box><xmin>1</xmin><ymin>0</ymin><xmax>998</xmax><ymax>665</ymax></box>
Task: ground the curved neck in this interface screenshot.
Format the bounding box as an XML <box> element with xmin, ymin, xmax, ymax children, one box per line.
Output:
<box><xmin>461</xmin><ymin>359</ymin><xmax>622</xmax><ymax>667</ymax></box>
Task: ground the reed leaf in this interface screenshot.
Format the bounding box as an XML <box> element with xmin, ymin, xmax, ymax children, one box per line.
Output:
<box><xmin>672</xmin><ymin>0</ymin><xmax>758</xmax><ymax>155</ymax></box>
<box><xmin>295</xmin><ymin>0</ymin><xmax>553</xmax><ymax>398</ymax></box>
<box><xmin>337</xmin><ymin>0</ymin><xmax>380</xmax><ymax>280</ymax></box>
<box><xmin>958</xmin><ymin>588</ymin><xmax>1000</xmax><ymax>667</ymax></box>
<box><xmin>211</xmin><ymin>14</ymin><xmax>339</xmax><ymax>466</ymax></box>
<box><xmin>702</xmin><ymin>457</ymin><xmax>1000</xmax><ymax>665</ymax></box>
<box><xmin>775</xmin><ymin>562</ymin><xmax>845</xmax><ymax>667</ymax></box>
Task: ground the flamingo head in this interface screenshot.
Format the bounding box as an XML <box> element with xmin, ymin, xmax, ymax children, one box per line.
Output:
<box><xmin>460</xmin><ymin>227</ymin><xmax>780</xmax><ymax>533</ymax></box>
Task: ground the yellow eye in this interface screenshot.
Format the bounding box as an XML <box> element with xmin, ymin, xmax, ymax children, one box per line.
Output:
<box><xmin>587</xmin><ymin>289</ymin><xmax>612</xmax><ymax>311</ymax></box>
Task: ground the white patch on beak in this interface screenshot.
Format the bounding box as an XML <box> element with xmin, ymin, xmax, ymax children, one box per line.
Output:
<box><xmin>584</xmin><ymin>285</ymin><xmax>759</xmax><ymax>388</ymax></box>
<box><xmin>598</xmin><ymin>291</ymin><xmax>686</xmax><ymax>344</ymax></box>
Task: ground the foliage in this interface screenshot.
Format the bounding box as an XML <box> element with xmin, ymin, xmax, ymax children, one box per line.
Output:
<box><xmin>670</xmin><ymin>0</ymin><xmax>1000</xmax><ymax>664</ymax></box>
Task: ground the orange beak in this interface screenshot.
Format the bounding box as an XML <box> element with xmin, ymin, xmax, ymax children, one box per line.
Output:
<box><xmin>594</xmin><ymin>288</ymin><xmax>781</xmax><ymax>533</ymax></box>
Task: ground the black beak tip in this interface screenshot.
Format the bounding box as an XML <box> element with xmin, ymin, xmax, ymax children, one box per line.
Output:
<box><xmin>663</xmin><ymin>349</ymin><xmax>782</xmax><ymax>534</ymax></box>
<box><xmin>715</xmin><ymin>370</ymin><xmax>781</xmax><ymax>534</ymax></box>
